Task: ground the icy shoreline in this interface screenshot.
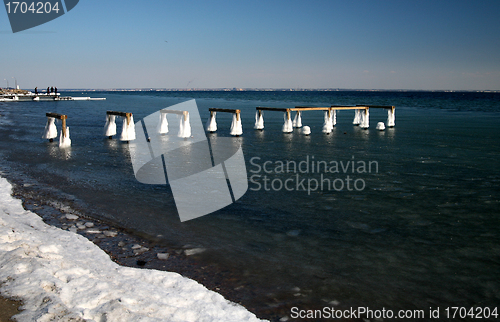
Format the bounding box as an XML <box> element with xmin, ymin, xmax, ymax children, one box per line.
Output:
<box><xmin>0</xmin><ymin>176</ymin><xmax>266</xmax><ymax>322</ymax></box>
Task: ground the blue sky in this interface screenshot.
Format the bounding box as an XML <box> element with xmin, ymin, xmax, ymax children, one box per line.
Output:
<box><xmin>1</xmin><ymin>0</ymin><xmax>499</xmax><ymax>90</ymax></box>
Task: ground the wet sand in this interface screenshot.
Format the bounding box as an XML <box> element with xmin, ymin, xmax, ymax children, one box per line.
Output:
<box><xmin>0</xmin><ymin>296</ymin><xmax>22</xmax><ymax>322</ymax></box>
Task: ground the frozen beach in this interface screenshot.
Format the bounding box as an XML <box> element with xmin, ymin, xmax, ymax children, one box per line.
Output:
<box><xmin>0</xmin><ymin>176</ymin><xmax>266</xmax><ymax>322</ymax></box>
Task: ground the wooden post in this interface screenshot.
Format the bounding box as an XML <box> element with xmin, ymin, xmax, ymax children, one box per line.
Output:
<box><xmin>61</xmin><ymin>115</ymin><xmax>67</xmax><ymax>138</ymax></box>
<box><xmin>236</xmin><ymin>109</ymin><xmax>240</xmax><ymax>121</ymax></box>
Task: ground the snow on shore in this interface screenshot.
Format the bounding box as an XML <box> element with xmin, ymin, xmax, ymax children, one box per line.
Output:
<box><xmin>0</xmin><ymin>177</ymin><xmax>266</xmax><ymax>322</ymax></box>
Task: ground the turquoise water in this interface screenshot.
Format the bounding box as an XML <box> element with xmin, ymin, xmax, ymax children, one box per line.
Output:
<box><xmin>0</xmin><ymin>91</ymin><xmax>499</xmax><ymax>319</ymax></box>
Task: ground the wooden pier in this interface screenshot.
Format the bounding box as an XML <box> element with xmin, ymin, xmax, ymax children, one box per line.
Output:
<box><xmin>208</xmin><ymin>108</ymin><xmax>241</xmax><ymax>120</ymax></box>
<box><xmin>207</xmin><ymin>108</ymin><xmax>242</xmax><ymax>135</ymax></box>
<box><xmin>107</xmin><ymin>111</ymin><xmax>133</xmax><ymax>126</ymax></box>
<box><xmin>105</xmin><ymin>111</ymin><xmax>136</xmax><ymax>141</ymax></box>
<box><xmin>254</xmin><ymin>105</ymin><xmax>395</xmax><ymax>132</ymax></box>
<box><xmin>160</xmin><ymin>109</ymin><xmax>189</xmax><ymax>121</ymax></box>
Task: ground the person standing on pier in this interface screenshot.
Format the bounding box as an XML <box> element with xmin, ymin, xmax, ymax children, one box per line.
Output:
<box><xmin>54</xmin><ymin>87</ymin><xmax>57</xmax><ymax>95</ymax></box>
<box><xmin>34</xmin><ymin>87</ymin><xmax>38</xmax><ymax>95</ymax></box>
<box><xmin>47</xmin><ymin>87</ymin><xmax>50</xmax><ymax>94</ymax></box>
<box><xmin>50</xmin><ymin>87</ymin><xmax>54</xmax><ymax>94</ymax></box>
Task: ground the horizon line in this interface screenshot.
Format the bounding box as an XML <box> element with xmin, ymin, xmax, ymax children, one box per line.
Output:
<box><xmin>31</xmin><ymin>88</ymin><xmax>500</xmax><ymax>93</ymax></box>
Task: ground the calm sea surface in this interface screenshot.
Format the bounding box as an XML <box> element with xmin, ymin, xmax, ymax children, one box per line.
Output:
<box><xmin>1</xmin><ymin>91</ymin><xmax>499</xmax><ymax>319</ymax></box>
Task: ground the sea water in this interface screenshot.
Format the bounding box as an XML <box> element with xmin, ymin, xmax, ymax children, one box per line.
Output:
<box><xmin>0</xmin><ymin>90</ymin><xmax>499</xmax><ymax>318</ymax></box>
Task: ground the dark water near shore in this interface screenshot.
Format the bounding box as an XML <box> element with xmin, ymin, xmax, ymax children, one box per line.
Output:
<box><xmin>1</xmin><ymin>90</ymin><xmax>499</xmax><ymax>320</ymax></box>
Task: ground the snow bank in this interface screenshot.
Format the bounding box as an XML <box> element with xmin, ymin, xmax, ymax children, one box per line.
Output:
<box><xmin>0</xmin><ymin>177</ymin><xmax>266</xmax><ymax>322</ymax></box>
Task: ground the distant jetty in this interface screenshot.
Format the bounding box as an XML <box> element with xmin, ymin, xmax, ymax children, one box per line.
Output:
<box><xmin>0</xmin><ymin>88</ymin><xmax>105</xmax><ymax>102</ymax></box>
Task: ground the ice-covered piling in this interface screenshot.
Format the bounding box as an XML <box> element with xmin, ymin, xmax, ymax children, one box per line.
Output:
<box><xmin>120</xmin><ymin>114</ymin><xmax>136</xmax><ymax>141</ymax></box>
<box><xmin>353</xmin><ymin>109</ymin><xmax>361</xmax><ymax>125</ymax></box>
<box><xmin>44</xmin><ymin>113</ymin><xmax>69</xmax><ymax>146</ymax></box>
<box><xmin>208</xmin><ymin>108</ymin><xmax>242</xmax><ymax>135</ymax></box>
<box><xmin>282</xmin><ymin>111</ymin><xmax>293</xmax><ymax>133</ymax></box>
<box><xmin>158</xmin><ymin>112</ymin><xmax>169</xmax><ymax>134</ymax></box>
<box><xmin>230</xmin><ymin>112</ymin><xmax>243</xmax><ymax>136</ymax></box>
<box><xmin>254</xmin><ymin>110</ymin><xmax>264</xmax><ymax>130</ymax></box>
<box><xmin>59</xmin><ymin>126</ymin><xmax>71</xmax><ymax>147</ymax></box>
<box><xmin>157</xmin><ymin>109</ymin><xmax>191</xmax><ymax>138</ymax></box>
<box><xmin>106</xmin><ymin>111</ymin><xmax>135</xmax><ymax>140</ymax></box>
<box><xmin>387</xmin><ymin>107</ymin><xmax>395</xmax><ymax>127</ymax></box>
<box><xmin>178</xmin><ymin>111</ymin><xmax>191</xmax><ymax>138</ymax></box>
<box><xmin>206</xmin><ymin>111</ymin><xmax>217</xmax><ymax>132</ymax></box>
<box><xmin>104</xmin><ymin>114</ymin><xmax>117</xmax><ymax>138</ymax></box>
<box><xmin>322</xmin><ymin>110</ymin><xmax>334</xmax><ymax>134</ymax></box>
<box><xmin>293</xmin><ymin>111</ymin><xmax>302</xmax><ymax>128</ymax></box>
<box><xmin>254</xmin><ymin>105</ymin><xmax>394</xmax><ymax>134</ymax></box>
<box><xmin>42</xmin><ymin>117</ymin><xmax>57</xmax><ymax>140</ymax></box>
<box><xmin>360</xmin><ymin>108</ymin><xmax>369</xmax><ymax>129</ymax></box>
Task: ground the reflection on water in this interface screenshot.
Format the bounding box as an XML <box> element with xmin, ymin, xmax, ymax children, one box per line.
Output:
<box><xmin>47</xmin><ymin>142</ymin><xmax>72</xmax><ymax>160</ymax></box>
<box><xmin>104</xmin><ymin>138</ymin><xmax>120</xmax><ymax>151</ymax></box>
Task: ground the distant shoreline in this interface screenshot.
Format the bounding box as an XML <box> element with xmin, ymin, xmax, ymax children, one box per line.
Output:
<box><xmin>21</xmin><ymin>88</ymin><xmax>500</xmax><ymax>93</ymax></box>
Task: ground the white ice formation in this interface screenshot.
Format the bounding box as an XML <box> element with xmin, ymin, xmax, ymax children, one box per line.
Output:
<box><xmin>254</xmin><ymin>111</ymin><xmax>264</xmax><ymax>130</ymax></box>
<box><xmin>120</xmin><ymin>115</ymin><xmax>136</xmax><ymax>141</ymax></box>
<box><xmin>158</xmin><ymin>112</ymin><xmax>169</xmax><ymax>134</ymax></box>
<box><xmin>59</xmin><ymin>127</ymin><xmax>71</xmax><ymax>148</ymax></box>
<box><xmin>178</xmin><ymin>113</ymin><xmax>191</xmax><ymax>138</ymax></box>
<box><xmin>230</xmin><ymin>113</ymin><xmax>243</xmax><ymax>136</ymax></box>
<box><xmin>302</xmin><ymin>126</ymin><xmax>311</xmax><ymax>135</ymax></box>
<box><xmin>387</xmin><ymin>108</ymin><xmax>395</xmax><ymax>127</ymax></box>
<box><xmin>104</xmin><ymin>114</ymin><xmax>117</xmax><ymax>137</ymax></box>
<box><xmin>206</xmin><ymin>112</ymin><xmax>217</xmax><ymax>132</ymax></box>
<box><xmin>282</xmin><ymin>113</ymin><xmax>293</xmax><ymax>133</ymax></box>
<box><xmin>42</xmin><ymin>117</ymin><xmax>58</xmax><ymax>140</ymax></box>
<box><xmin>353</xmin><ymin>109</ymin><xmax>361</xmax><ymax>125</ymax></box>
<box><xmin>292</xmin><ymin>111</ymin><xmax>302</xmax><ymax>128</ymax></box>
<box><xmin>360</xmin><ymin>109</ymin><xmax>369</xmax><ymax>129</ymax></box>
<box><xmin>322</xmin><ymin>111</ymin><xmax>334</xmax><ymax>134</ymax></box>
